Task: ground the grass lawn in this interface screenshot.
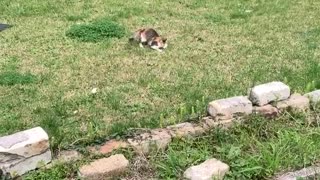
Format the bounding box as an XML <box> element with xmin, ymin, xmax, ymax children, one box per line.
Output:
<box><xmin>1</xmin><ymin>0</ymin><xmax>320</xmax><ymax>179</ymax></box>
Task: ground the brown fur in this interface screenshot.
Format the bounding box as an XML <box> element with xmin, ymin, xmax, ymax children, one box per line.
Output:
<box><xmin>129</xmin><ymin>28</ymin><xmax>167</xmax><ymax>51</ymax></box>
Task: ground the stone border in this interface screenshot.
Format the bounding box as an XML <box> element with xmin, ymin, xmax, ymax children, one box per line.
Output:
<box><xmin>1</xmin><ymin>81</ymin><xmax>320</xmax><ymax>179</ymax></box>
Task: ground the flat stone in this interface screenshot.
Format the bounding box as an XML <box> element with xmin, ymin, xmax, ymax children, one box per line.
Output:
<box><xmin>276</xmin><ymin>93</ymin><xmax>310</xmax><ymax>111</ymax></box>
<box><xmin>208</xmin><ymin>96</ymin><xmax>252</xmax><ymax>119</ymax></box>
<box><xmin>304</xmin><ymin>90</ymin><xmax>320</xmax><ymax>104</ymax></box>
<box><xmin>57</xmin><ymin>150</ymin><xmax>82</xmax><ymax>163</ymax></box>
<box><xmin>167</xmin><ymin>123</ymin><xmax>204</xmax><ymax>138</ymax></box>
<box><xmin>276</xmin><ymin>165</ymin><xmax>320</xmax><ymax>180</ymax></box>
<box><xmin>184</xmin><ymin>158</ymin><xmax>230</xmax><ymax>180</ymax></box>
<box><xmin>79</xmin><ymin>154</ymin><xmax>129</xmax><ymax>180</ymax></box>
<box><xmin>201</xmin><ymin>117</ymin><xmax>234</xmax><ymax>129</ymax></box>
<box><xmin>249</xmin><ymin>81</ymin><xmax>290</xmax><ymax>106</ymax></box>
<box><xmin>0</xmin><ymin>127</ymin><xmax>51</xmax><ymax>177</ymax></box>
<box><xmin>99</xmin><ymin>140</ymin><xmax>128</xmax><ymax>154</ymax></box>
<box><xmin>2</xmin><ymin>150</ymin><xmax>51</xmax><ymax>177</ymax></box>
<box><xmin>128</xmin><ymin>129</ymin><xmax>172</xmax><ymax>154</ymax></box>
<box><xmin>253</xmin><ymin>104</ymin><xmax>279</xmax><ymax>118</ymax></box>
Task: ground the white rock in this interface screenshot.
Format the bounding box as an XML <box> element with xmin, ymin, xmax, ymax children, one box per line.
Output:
<box><xmin>208</xmin><ymin>96</ymin><xmax>252</xmax><ymax>119</ymax></box>
<box><xmin>249</xmin><ymin>81</ymin><xmax>290</xmax><ymax>106</ymax></box>
<box><xmin>0</xmin><ymin>127</ymin><xmax>52</xmax><ymax>177</ymax></box>
<box><xmin>184</xmin><ymin>158</ymin><xmax>229</xmax><ymax>180</ymax></box>
<box><xmin>91</xmin><ymin>88</ymin><xmax>98</xmax><ymax>94</ymax></box>
<box><xmin>304</xmin><ymin>90</ymin><xmax>320</xmax><ymax>104</ymax></box>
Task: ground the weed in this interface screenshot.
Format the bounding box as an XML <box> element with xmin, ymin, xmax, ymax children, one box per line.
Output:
<box><xmin>66</xmin><ymin>19</ymin><xmax>125</xmax><ymax>42</ymax></box>
<box><xmin>0</xmin><ymin>72</ymin><xmax>37</xmax><ymax>86</ymax></box>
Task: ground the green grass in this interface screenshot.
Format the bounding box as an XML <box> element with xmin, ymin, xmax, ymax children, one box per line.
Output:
<box><xmin>0</xmin><ymin>0</ymin><xmax>320</xmax><ymax>178</ymax></box>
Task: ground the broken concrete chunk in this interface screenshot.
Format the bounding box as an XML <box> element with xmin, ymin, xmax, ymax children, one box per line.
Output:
<box><xmin>167</xmin><ymin>122</ymin><xmax>204</xmax><ymax>138</ymax></box>
<box><xmin>57</xmin><ymin>150</ymin><xmax>82</xmax><ymax>163</ymax></box>
<box><xmin>98</xmin><ymin>139</ymin><xmax>128</xmax><ymax>154</ymax></box>
<box><xmin>253</xmin><ymin>104</ymin><xmax>279</xmax><ymax>118</ymax></box>
<box><xmin>276</xmin><ymin>93</ymin><xmax>310</xmax><ymax>111</ymax></box>
<box><xmin>249</xmin><ymin>81</ymin><xmax>290</xmax><ymax>106</ymax></box>
<box><xmin>0</xmin><ymin>127</ymin><xmax>52</xmax><ymax>177</ymax></box>
<box><xmin>184</xmin><ymin>158</ymin><xmax>230</xmax><ymax>180</ymax></box>
<box><xmin>78</xmin><ymin>154</ymin><xmax>129</xmax><ymax>180</ymax></box>
<box><xmin>208</xmin><ymin>96</ymin><xmax>252</xmax><ymax>119</ymax></box>
<box><xmin>201</xmin><ymin>116</ymin><xmax>234</xmax><ymax>129</ymax></box>
<box><xmin>276</xmin><ymin>165</ymin><xmax>320</xmax><ymax>180</ymax></box>
<box><xmin>127</xmin><ymin>129</ymin><xmax>171</xmax><ymax>154</ymax></box>
<box><xmin>304</xmin><ymin>90</ymin><xmax>320</xmax><ymax>104</ymax></box>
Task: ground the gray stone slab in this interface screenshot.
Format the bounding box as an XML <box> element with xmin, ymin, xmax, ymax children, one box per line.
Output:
<box><xmin>0</xmin><ymin>127</ymin><xmax>52</xmax><ymax>177</ymax></box>
<box><xmin>249</xmin><ymin>81</ymin><xmax>290</xmax><ymax>106</ymax></box>
<box><xmin>304</xmin><ymin>90</ymin><xmax>320</xmax><ymax>104</ymax></box>
<box><xmin>208</xmin><ymin>96</ymin><xmax>252</xmax><ymax>118</ymax></box>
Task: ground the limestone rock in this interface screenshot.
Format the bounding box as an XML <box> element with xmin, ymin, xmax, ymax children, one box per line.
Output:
<box><xmin>57</xmin><ymin>150</ymin><xmax>82</xmax><ymax>163</ymax></box>
<box><xmin>0</xmin><ymin>127</ymin><xmax>52</xmax><ymax>177</ymax></box>
<box><xmin>128</xmin><ymin>129</ymin><xmax>171</xmax><ymax>154</ymax></box>
<box><xmin>201</xmin><ymin>117</ymin><xmax>234</xmax><ymax>129</ymax></box>
<box><xmin>167</xmin><ymin>122</ymin><xmax>204</xmax><ymax>138</ymax></box>
<box><xmin>184</xmin><ymin>158</ymin><xmax>229</xmax><ymax>180</ymax></box>
<box><xmin>253</xmin><ymin>104</ymin><xmax>279</xmax><ymax>118</ymax></box>
<box><xmin>276</xmin><ymin>165</ymin><xmax>320</xmax><ymax>180</ymax></box>
<box><xmin>276</xmin><ymin>93</ymin><xmax>310</xmax><ymax>111</ymax></box>
<box><xmin>304</xmin><ymin>90</ymin><xmax>320</xmax><ymax>104</ymax></box>
<box><xmin>249</xmin><ymin>81</ymin><xmax>290</xmax><ymax>106</ymax></box>
<box><xmin>208</xmin><ymin>96</ymin><xmax>252</xmax><ymax>119</ymax></box>
<box><xmin>99</xmin><ymin>140</ymin><xmax>128</xmax><ymax>154</ymax></box>
<box><xmin>78</xmin><ymin>154</ymin><xmax>129</xmax><ymax>180</ymax></box>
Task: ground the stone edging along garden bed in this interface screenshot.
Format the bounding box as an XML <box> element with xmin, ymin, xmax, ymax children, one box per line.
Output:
<box><xmin>0</xmin><ymin>81</ymin><xmax>320</xmax><ymax>179</ymax></box>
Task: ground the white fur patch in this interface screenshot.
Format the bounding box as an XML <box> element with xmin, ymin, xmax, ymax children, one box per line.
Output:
<box><xmin>141</xmin><ymin>36</ymin><xmax>147</xmax><ymax>42</ymax></box>
<box><xmin>163</xmin><ymin>43</ymin><xmax>168</xmax><ymax>49</ymax></box>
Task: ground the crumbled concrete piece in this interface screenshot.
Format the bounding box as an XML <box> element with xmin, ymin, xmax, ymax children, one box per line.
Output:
<box><xmin>184</xmin><ymin>158</ymin><xmax>230</xmax><ymax>180</ymax></box>
<box><xmin>0</xmin><ymin>127</ymin><xmax>52</xmax><ymax>177</ymax></box>
<box><xmin>304</xmin><ymin>90</ymin><xmax>320</xmax><ymax>104</ymax></box>
<box><xmin>57</xmin><ymin>150</ymin><xmax>82</xmax><ymax>163</ymax></box>
<box><xmin>167</xmin><ymin>122</ymin><xmax>204</xmax><ymax>138</ymax></box>
<box><xmin>99</xmin><ymin>140</ymin><xmax>128</xmax><ymax>154</ymax></box>
<box><xmin>79</xmin><ymin>154</ymin><xmax>129</xmax><ymax>180</ymax></box>
<box><xmin>128</xmin><ymin>129</ymin><xmax>171</xmax><ymax>154</ymax></box>
<box><xmin>276</xmin><ymin>93</ymin><xmax>310</xmax><ymax>111</ymax></box>
<box><xmin>201</xmin><ymin>117</ymin><xmax>234</xmax><ymax>129</ymax></box>
<box><xmin>253</xmin><ymin>104</ymin><xmax>279</xmax><ymax>118</ymax></box>
<box><xmin>208</xmin><ymin>96</ymin><xmax>252</xmax><ymax>119</ymax></box>
<box><xmin>276</xmin><ymin>165</ymin><xmax>320</xmax><ymax>180</ymax></box>
<box><xmin>249</xmin><ymin>81</ymin><xmax>290</xmax><ymax>106</ymax></box>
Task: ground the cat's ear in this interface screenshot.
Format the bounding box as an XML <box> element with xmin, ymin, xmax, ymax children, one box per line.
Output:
<box><xmin>162</xmin><ymin>38</ymin><xmax>167</xmax><ymax>43</ymax></box>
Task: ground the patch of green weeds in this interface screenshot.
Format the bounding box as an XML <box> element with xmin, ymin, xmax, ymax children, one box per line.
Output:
<box><xmin>0</xmin><ymin>71</ymin><xmax>37</xmax><ymax>86</ymax></box>
<box><xmin>0</xmin><ymin>57</ymin><xmax>37</xmax><ymax>86</ymax></box>
<box><xmin>151</xmin><ymin>113</ymin><xmax>320</xmax><ymax>179</ymax></box>
<box><xmin>66</xmin><ymin>18</ymin><xmax>126</xmax><ymax>42</ymax></box>
<box><xmin>24</xmin><ymin>161</ymin><xmax>80</xmax><ymax>180</ymax></box>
